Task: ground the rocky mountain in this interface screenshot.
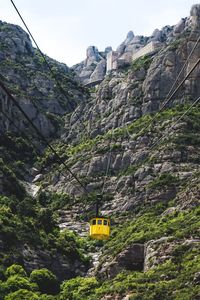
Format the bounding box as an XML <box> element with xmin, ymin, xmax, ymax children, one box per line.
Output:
<box><xmin>0</xmin><ymin>4</ymin><xmax>200</xmax><ymax>300</ymax></box>
<box><xmin>72</xmin><ymin>5</ymin><xmax>199</xmax><ymax>86</ymax></box>
<box><xmin>0</xmin><ymin>20</ymin><xmax>89</xmax><ymax>138</ymax></box>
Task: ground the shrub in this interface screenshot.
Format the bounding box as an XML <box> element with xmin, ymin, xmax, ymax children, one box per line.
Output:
<box><xmin>4</xmin><ymin>289</ymin><xmax>39</xmax><ymax>300</ymax></box>
<box><xmin>4</xmin><ymin>275</ymin><xmax>37</xmax><ymax>294</ymax></box>
<box><xmin>30</xmin><ymin>268</ymin><xmax>58</xmax><ymax>295</ymax></box>
<box><xmin>131</xmin><ymin>55</ymin><xmax>153</xmax><ymax>71</ymax></box>
<box><xmin>60</xmin><ymin>276</ymin><xmax>99</xmax><ymax>300</ymax></box>
<box><xmin>148</xmin><ymin>173</ymin><xmax>179</xmax><ymax>190</ymax></box>
<box><xmin>5</xmin><ymin>265</ymin><xmax>27</xmax><ymax>278</ymax></box>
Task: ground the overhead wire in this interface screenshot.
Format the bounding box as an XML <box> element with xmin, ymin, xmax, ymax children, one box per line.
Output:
<box><xmin>0</xmin><ymin>74</ymin><xmax>77</xmax><ymax>184</ymax></box>
<box><xmin>0</xmin><ymin>79</ymin><xmax>88</xmax><ymax>194</ymax></box>
<box><xmin>101</xmin><ymin>115</ymin><xmax>118</xmax><ymax>195</ymax></box>
<box><xmin>160</xmin><ymin>34</ymin><xmax>200</xmax><ymax>110</ymax></box>
<box><xmin>131</xmin><ymin>34</ymin><xmax>200</xmax><ymax>138</ymax></box>
<box><xmin>100</xmin><ymin>33</ymin><xmax>200</xmax><ymax>198</ymax></box>
<box><xmin>0</xmin><ymin>107</ymin><xmax>42</xmax><ymax>157</ymax></box>
<box><xmin>149</xmin><ymin>95</ymin><xmax>200</xmax><ymax>151</ymax></box>
<box><xmin>2</xmin><ymin>0</ymin><xmax>95</xmax><ymax>195</ymax></box>
<box><xmin>129</xmin><ymin>57</ymin><xmax>200</xmax><ymax>141</ymax></box>
<box><xmin>122</xmin><ymin>32</ymin><xmax>200</xmax><ymax>150</ymax></box>
<box><xmin>5</xmin><ymin>1</ymin><xmax>200</xmax><ymax>205</ymax></box>
<box><xmin>10</xmin><ymin>0</ymin><xmax>88</xmax><ymax>133</ymax></box>
<box><xmin>0</xmin><ymin>102</ymin><xmax>88</xmax><ymax>197</ymax></box>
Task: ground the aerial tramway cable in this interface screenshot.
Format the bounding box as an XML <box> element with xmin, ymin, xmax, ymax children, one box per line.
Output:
<box><xmin>149</xmin><ymin>95</ymin><xmax>200</xmax><ymax>150</ymax></box>
<box><xmin>0</xmin><ymin>79</ymin><xmax>88</xmax><ymax>194</ymax></box>
<box><xmin>0</xmin><ymin>103</ymin><xmax>82</xmax><ymax>187</ymax></box>
<box><xmin>131</xmin><ymin>55</ymin><xmax>200</xmax><ymax>139</ymax></box>
<box><xmin>5</xmin><ymin>1</ymin><xmax>200</xmax><ymax>240</ymax></box>
<box><xmin>101</xmin><ymin>44</ymin><xmax>200</xmax><ymax>196</ymax></box>
<box><xmin>160</xmin><ymin>35</ymin><xmax>200</xmax><ymax>110</ymax></box>
<box><xmin>10</xmin><ymin>0</ymin><xmax>200</xmax><ymax>193</ymax></box>
<box><xmin>0</xmin><ymin>107</ymin><xmax>42</xmax><ymax>157</ymax></box>
<box><xmin>10</xmin><ymin>0</ymin><xmax>88</xmax><ymax>133</ymax></box>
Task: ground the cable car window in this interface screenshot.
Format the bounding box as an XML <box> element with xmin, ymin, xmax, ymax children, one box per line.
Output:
<box><xmin>103</xmin><ymin>220</ymin><xmax>108</xmax><ymax>225</ymax></box>
<box><xmin>92</xmin><ymin>220</ymin><xmax>96</xmax><ymax>225</ymax></box>
<box><xmin>97</xmin><ymin>220</ymin><xmax>102</xmax><ymax>225</ymax></box>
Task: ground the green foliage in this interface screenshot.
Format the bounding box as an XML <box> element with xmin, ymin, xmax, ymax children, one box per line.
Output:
<box><xmin>0</xmin><ymin>132</ymin><xmax>38</xmax><ymax>199</ymax></box>
<box><xmin>3</xmin><ymin>275</ymin><xmax>37</xmax><ymax>295</ymax></box>
<box><xmin>0</xmin><ymin>24</ymin><xmax>11</xmax><ymax>32</ymax></box>
<box><xmin>60</xmin><ymin>276</ymin><xmax>99</xmax><ymax>300</ymax></box>
<box><xmin>131</xmin><ymin>55</ymin><xmax>153</xmax><ymax>72</ymax></box>
<box><xmin>37</xmin><ymin>191</ymin><xmax>71</xmax><ymax>210</ymax></box>
<box><xmin>101</xmin><ymin>204</ymin><xmax>200</xmax><ymax>261</ymax></box>
<box><xmin>0</xmin><ymin>29</ymin><xmax>200</xmax><ymax>300</ymax></box>
<box><xmin>69</xmin><ymin>243</ymin><xmax>200</xmax><ymax>299</ymax></box>
<box><xmin>173</xmin><ymin>132</ymin><xmax>200</xmax><ymax>146</ymax></box>
<box><xmin>37</xmin><ymin>207</ymin><xmax>56</xmax><ymax>233</ymax></box>
<box><xmin>5</xmin><ymin>265</ymin><xmax>27</xmax><ymax>278</ymax></box>
<box><xmin>30</xmin><ymin>268</ymin><xmax>59</xmax><ymax>294</ymax></box>
<box><xmin>4</xmin><ymin>289</ymin><xmax>40</xmax><ymax>300</ymax></box>
<box><xmin>168</xmin><ymin>38</ymin><xmax>184</xmax><ymax>51</ymax></box>
<box><xmin>148</xmin><ymin>173</ymin><xmax>179</xmax><ymax>190</ymax></box>
<box><xmin>0</xmin><ymin>194</ymin><xmax>89</xmax><ymax>274</ymax></box>
<box><xmin>39</xmin><ymin>294</ymin><xmax>58</xmax><ymax>300</ymax></box>
<box><xmin>0</xmin><ymin>158</ymin><xmax>26</xmax><ymax>200</ymax></box>
<box><xmin>55</xmin><ymin>230</ymin><xmax>90</xmax><ymax>264</ymax></box>
<box><xmin>45</xmin><ymin>112</ymin><xmax>64</xmax><ymax>132</ymax></box>
<box><xmin>0</xmin><ymin>264</ymin><xmax>60</xmax><ymax>299</ymax></box>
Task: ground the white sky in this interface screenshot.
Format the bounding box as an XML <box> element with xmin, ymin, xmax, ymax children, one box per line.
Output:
<box><xmin>0</xmin><ymin>0</ymin><xmax>198</xmax><ymax>66</ymax></box>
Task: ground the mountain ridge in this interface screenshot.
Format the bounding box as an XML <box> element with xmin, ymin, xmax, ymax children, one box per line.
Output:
<box><xmin>0</xmin><ymin>4</ymin><xmax>199</xmax><ymax>300</ymax></box>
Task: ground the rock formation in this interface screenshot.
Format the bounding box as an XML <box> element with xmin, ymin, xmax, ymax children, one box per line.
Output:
<box><xmin>0</xmin><ymin>4</ymin><xmax>200</xmax><ymax>300</ymax></box>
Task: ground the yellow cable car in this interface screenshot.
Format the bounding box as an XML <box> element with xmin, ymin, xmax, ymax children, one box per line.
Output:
<box><xmin>89</xmin><ymin>194</ymin><xmax>110</xmax><ymax>240</ymax></box>
<box><xmin>89</xmin><ymin>217</ymin><xmax>110</xmax><ymax>240</ymax></box>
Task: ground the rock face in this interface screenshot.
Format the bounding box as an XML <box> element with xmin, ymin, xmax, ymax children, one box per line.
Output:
<box><xmin>21</xmin><ymin>245</ymin><xmax>88</xmax><ymax>281</ymax></box>
<box><xmin>97</xmin><ymin>244</ymin><xmax>144</xmax><ymax>279</ymax></box>
<box><xmin>190</xmin><ymin>4</ymin><xmax>200</xmax><ymax>30</ymax></box>
<box><xmin>144</xmin><ymin>237</ymin><xmax>173</xmax><ymax>271</ymax></box>
<box><xmin>0</xmin><ymin>237</ymin><xmax>89</xmax><ymax>282</ymax></box>
<box><xmin>0</xmin><ymin>21</ymin><xmax>33</xmax><ymax>59</ymax></box>
<box><xmin>0</xmin><ymin>21</ymin><xmax>88</xmax><ymax>137</ymax></box>
<box><xmin>0</xmin><ymin>5</ymin><xmax>200</xmax><ymax>297</ymax></box>
<box><xmin>144</xmin><ymin>237</ymin><xmax>200</xmax><ymax>272</ymax></box>
<box><xmin>55</xmin><ymin>14</ymin><xmax>200</xmax><ymax>204</ymax></box>
<box><xmin>72</xmin><ymin>46</ymin><xmax>107</xmax><ymax>85</ymax></box>
<box><xmin>66</xmin><ymin>8</ymin><xmax>200</xmax><ymax>142</ymax></box>
<box><xmin>72</xmin><ymin>5</ymin><xmax>200</xmax><ymax>85</ymax></box>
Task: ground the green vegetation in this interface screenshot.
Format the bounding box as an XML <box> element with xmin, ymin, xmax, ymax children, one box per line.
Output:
<box><xmin>117</xmin><ymin>54</ymin><xmax>153</xmax><ymax>74</ymax></box>
<box><xmin>39</xmin><ymin>104</ymin><xmax>200</xmax><ymax>171</ymax></box>
<box><xmin>60</xmin><ymin>277</ymin><xmax>99</xmax><ymax>300</ymax></box>
<box><xmin>0</xmin><ymin>132</ymin><xmax>38</xmax><ymax>198</ymax></box>
<box><xmin>102</xmin><ymin>204</ymin><xmax>200</xmax><ymax>259</ymax></box>
<box><xmin>0</xmin><ymin>23</ymin><xmax>200</xmax><ymax>299</ymax></box>
<box><xmin>168</xmin><ymin>37</ymin><xmax>184</xmax><ymax>51</ymax></box>
<box><xmin>148</xmin><ymin>173</ymin><xmax>180</xmax><ymax>190</ymax></box>
<box><xmin>131</xmin><ymin>55</ymin><xmax>153</xmax><ymax>72</ymax></box>
<box><xmin>37</xmin><ymin>191</ymin><xmax>72</xmax><ymax>211</ymax></box>
<box><xmin>45</xmin><ymin>112</ymin><xmax>64</xmax><ymax>132</ymax></box>
<box><xmin>0</xmin><ymin>193</ymin><xmax>90</xmax><ymax>276</ymax></box>
<box><xmin>90</xmin><ymin>246</ymin><xmax>200</xmax><ymax>299</ymax></box>
<box><xmin>0</xmin><ymin>203</ymin><xmax>199</xmax><ymax>299</ymax></box>
<box><xmin>56</xmin><ymin>203</ymin><xmax>200</xmax><ymax>300</ymax></box>
<box><xmin>0</xmin><ymin>264</ymin><xmax>60</xmax><ymax>299</ymax></box>
<box><xmin>30</xmin><ymin>268</ymin><xmax>59</xmax><ymax>294</ymax></box>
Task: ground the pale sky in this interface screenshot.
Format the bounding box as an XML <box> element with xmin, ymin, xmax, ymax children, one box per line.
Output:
<box><xmin>0</xmin><ymin>0</ymin><xmax>198</xmax><ymax>66</ymax></box>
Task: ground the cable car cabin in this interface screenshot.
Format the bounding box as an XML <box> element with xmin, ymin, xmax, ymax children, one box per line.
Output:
<box><xmin>89</xmin><ymin>217</ymin><xmax>110</xmax><ymax>240</ymax></box>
